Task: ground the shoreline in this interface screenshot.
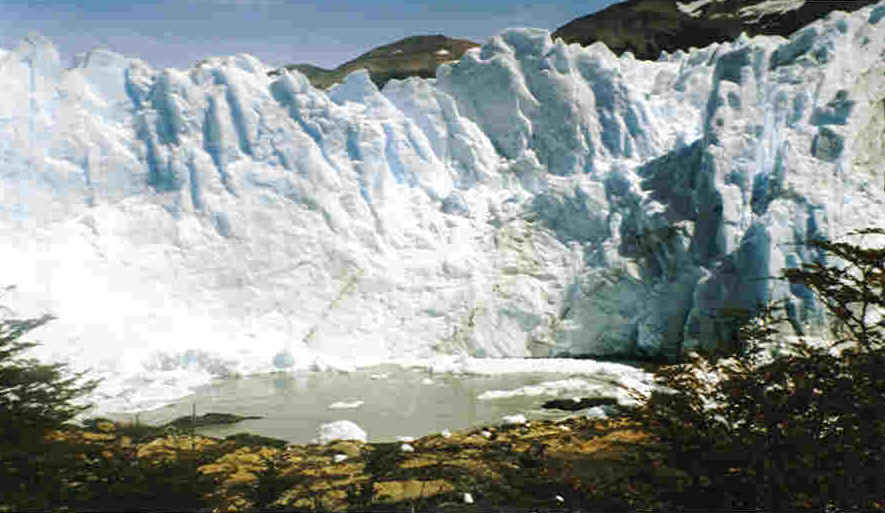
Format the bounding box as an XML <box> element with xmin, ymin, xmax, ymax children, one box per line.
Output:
<box><xmin>59</xmin><ymin>407</ymin><xmax>656</xmax><ymax>512</ymax></box>
<box><xmin>90</xmin><ymin>358</ymin><xmax>665</xmax><ymax>446</ymax></box>
<box><xmin>90</xmin><ymin>355</ymin><xmax>658</xmax><ymax>436</ymax></box>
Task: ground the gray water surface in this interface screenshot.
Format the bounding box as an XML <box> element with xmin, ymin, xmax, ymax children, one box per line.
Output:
<box><xmin>107</xmin><ymin>365</ymin><xmax>621</xmax><ymax>443</ymax></box>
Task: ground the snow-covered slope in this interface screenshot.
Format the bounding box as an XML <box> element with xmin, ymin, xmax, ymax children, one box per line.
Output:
<box><xmin>1</xmin><ymin>3</ymin><xmax>883</xmax><ymax>407</ymax></box>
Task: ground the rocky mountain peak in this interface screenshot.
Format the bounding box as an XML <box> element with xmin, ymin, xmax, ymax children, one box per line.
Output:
<box><xmin>273</xmin><ymin>34</ymin><xmax>479</xmax><ymax>89</ymax></box>
<box><xmin>552</xmin><ymin>0</ymin><xmax>879</xmax><ymax>59</ymax></box>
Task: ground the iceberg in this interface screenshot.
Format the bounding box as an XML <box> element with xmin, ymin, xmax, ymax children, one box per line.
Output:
<box><xmin>0</xmin><ymin>2</ymin><xmax>883</xmax><ymax>409</ymax></box>
<box><xmin>314</xmin><ymin>420</ymin><xmax>367</xmax><ymax>444</ymax></box>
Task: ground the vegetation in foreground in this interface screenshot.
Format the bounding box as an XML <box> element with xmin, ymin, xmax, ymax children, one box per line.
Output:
<box><xmin>0</xmin><ymin>229</ymin><xmax>884</xmax><ymax>512</ymax></box>
<box><xmin>618</xmin><ymin>228</ymin><xmax>885</xmax><ymax>512</ymax></box>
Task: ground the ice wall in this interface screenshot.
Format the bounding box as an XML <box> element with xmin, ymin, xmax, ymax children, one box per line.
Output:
<box><xmin>1</xmin><ymin>3</ymin><xmax>884</xmax><ymax>401</ymax></box>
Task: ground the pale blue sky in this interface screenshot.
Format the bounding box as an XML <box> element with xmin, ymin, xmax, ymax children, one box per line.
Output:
<box><xmin>0</xmin><ymin>0</ymin><xmax>621</xmax><ymax>70</ymax></box>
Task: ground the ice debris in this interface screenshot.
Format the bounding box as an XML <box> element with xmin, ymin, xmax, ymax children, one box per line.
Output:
<box><xmin>501</xmin><ymin>414</ymin><xmax>528</xmax><ymax>425</ymax></box>
<box><xmin>315</xmin><ymin>420</ymin><xmax>367</xmax><ymax>444</ymax></box>
<box><xmin>328</xmin><ymin>400</ymin><xmax>364</xmax><ymax>410</ymax></box>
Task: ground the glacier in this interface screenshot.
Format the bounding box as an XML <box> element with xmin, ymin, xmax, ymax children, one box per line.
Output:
<box><xmin>1</xmin><ymin>2</ymin><xmax>884</xmax><ymax>410</ymax></box>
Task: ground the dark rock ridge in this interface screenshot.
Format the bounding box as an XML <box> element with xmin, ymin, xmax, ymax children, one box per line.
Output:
<box><xmin>223</xmin><ymin>432</ymin><xmax>289</xmax><ymax>449</ymax></box>
<box><xmin>553</xmin><ymin>0</ymin><xmax>879</xmax><ymax>60</ymax></box>
<box><xmin>165</xmin><ymin>412</ymin><xmax>263</xmax><ymax>429</ymax></box>
<box><xmin>542</xmin><ymin>397</ymin><xmax>620</xmax><ymax>411</ymax></box>
<box><xmin>271</xmin><ymin>34</ymin><xmax>479</xmax><ymax>89</ymax></box>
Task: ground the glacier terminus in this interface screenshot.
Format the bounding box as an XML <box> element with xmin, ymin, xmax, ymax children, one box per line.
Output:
<box><xmin>1</xmin><ymin>2</ymin><xmax>884</xmax><ymax>410</ymax></box>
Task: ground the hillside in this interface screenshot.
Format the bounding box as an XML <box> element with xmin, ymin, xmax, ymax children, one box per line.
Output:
<box><xmin>271</xmin><ymin>34</ymin><xmax>479</xmax><ymax>89</ymax></box>
<box><xmin>553</xmin><ymin>0</ymin><xmax>880</xmax><ymax>59</ymax></box>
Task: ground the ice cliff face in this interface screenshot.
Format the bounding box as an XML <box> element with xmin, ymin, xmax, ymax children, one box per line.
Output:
<box><xmin>1</xmin><ymin>4</ymin><xmax>884</xmax><ymax>392</ymax></box>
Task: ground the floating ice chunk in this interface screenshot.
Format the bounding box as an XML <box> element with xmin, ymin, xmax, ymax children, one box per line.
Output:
<box><xmin>315</xmin><ymin>420</ymin><xmax>367</xmax><ymax>444</ymax></box>
<box><xmin>369</xmin><ymin>373</ymin><xmax>389</xmax><ymax>380</ymax></box>
<box><xmin>311</xmin><ymin>355</ymin><xmax>357</xmax><ymax>373</ymax></box>
<box><xmin>400</xmin><ymin>358</ymin><xmax>657</xmax><ymax>385</ymax></box>
<box><xmin>272</xmin><ymin>351</ymin><xmax>294</xmax><ymax>369</ymax></box>
<box><xmin>584</xmin><ymin>406</ymin><xmax>608</xmax><ymax>419</ymax></box>
<box><xmin>502</xmin><ymin>414</ymin><xmax>527</xmax><ymax>425</ymax></box>
<box><xmin>328</xmin><ymin>400</ymin><xmax>364</xmax><ymax>409</ymax></box>
<box><xmin>477</xmin><ymin>378</ymin><xmax>610</xmax><ymax>400</ymax></box>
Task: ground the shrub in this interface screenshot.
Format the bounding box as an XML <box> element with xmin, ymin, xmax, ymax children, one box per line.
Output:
<box><xmin>0</xmin><ymin>302</ymin><xmax>101</xmax><ymax>511</ymax></box>
<box><xmin>0</xmin><ymin>311</ymin><xmax>99</xmax><ymax>445</ymax></box>
<box><xmin>0</xmin><ymin>301</ymin><xmax>218</xmax><ymax>512</ymax></box>
<box><xmin>621</xmin><ymin>228</ymin><xmax>885</xmax><ymax>511</ymax></box>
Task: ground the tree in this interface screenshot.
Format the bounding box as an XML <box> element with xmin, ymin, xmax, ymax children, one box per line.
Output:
<box><xmin>0</xmin><ymin>308</ymin><xmax>99</xmax><ymax>445</ymax></box>
<box><xmin>782</xmin><ymin>227</ymin><xmax>885</xmax><ymax>353</ymax></box>
<box><xmin>621</xmin><ymin>228</ymin><xmax>885</xmax><ymax>511</ymax></box>
<box><xmin>0</xmin><ymin>295</ymin><xmax>100</xmax><ymax>511</ymax></box>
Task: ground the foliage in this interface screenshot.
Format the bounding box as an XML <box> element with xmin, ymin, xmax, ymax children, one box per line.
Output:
<box><xmin>0</xmin><ymin>304</ymin><xmax>100</xmax><ymax>511</ymax></box>
<box><xmin>345</xmin><ymin>442</ymin><xmax>405</xmax><ymax>509</ymax></box>
<box><xmin>619</xmin><ymin>228</ymin><xmax>885</xmax><ymax>511</ymax></box>
<box><xmin>784</xmin><ymin>227</ymin><xmax>885</xmax><ymax>352</ymax></box>
<box><xmin>0</xmin><ymin>303</ymin><xmax>224</xmax><ymax>512</ymax></box>
<box><xmin>0</xmin><ymin>311</ymin><xmax>99</xmax><ymax>445</ymax></box>
<box><xmin>225</xmin><ymin>450</ymin><xmax>303</xmax><ymax>511</ymax></box>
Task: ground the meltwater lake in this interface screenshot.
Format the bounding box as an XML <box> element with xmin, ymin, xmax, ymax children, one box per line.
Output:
<box><xmin>104</xmin><ymin>363</ymin><xmax>648</xmax><ymax>444</ymax></box>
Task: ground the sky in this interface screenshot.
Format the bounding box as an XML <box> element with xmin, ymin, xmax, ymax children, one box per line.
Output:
<box><xmin>0</xmin><ymin>0</ymin><xmax>622</xmax><ymax>71</ymax></box>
